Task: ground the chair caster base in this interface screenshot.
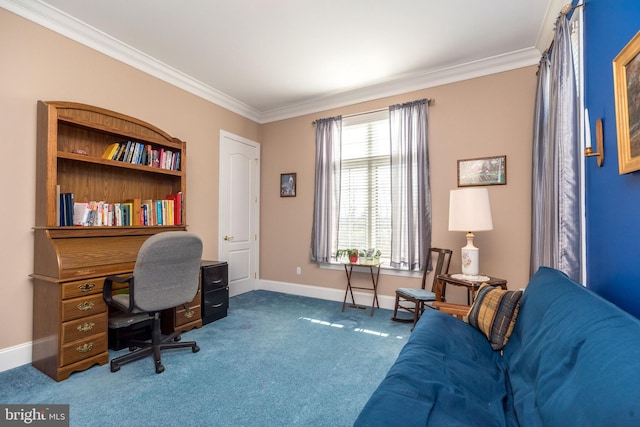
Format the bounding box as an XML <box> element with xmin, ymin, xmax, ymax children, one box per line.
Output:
<box><xmin>155</xmin><ymin>363</ymin><xmax>165</xmax><ymax>374</ymax></box>
<box><xmin>192</xmin><ymin>345</ymin><xmax>200</xmax><ymax>353</ymax></box>
<box><xmin>110</xmin><ymin>363</ymin><xmax>120</xmax><ymax>373</ymax></box>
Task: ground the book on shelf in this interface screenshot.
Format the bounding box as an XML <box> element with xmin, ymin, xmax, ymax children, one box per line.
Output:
<box><xmin>141</xmin><ymin>199</ymin><xmax>154</xmax><ymax>225</ymax></box>
<box><xmin>126</xmin><ymin>198</ymin><xmax>142</xmax><ymax>226</ymax></box>
<box><xmin>102</xmin><ymin>143</ymin><xmax>120</xmax><ymax>160</ymax></box>
<box><xmin>111</xmin><ymin>143</ymin><xmax>123</xmax><ymax>161</ymax></box>
<box><xmin>122</xmin><ymin>203</ymin><xmax>132</xmax><ymax>226</ymax></box>
<box><xmin>166</xmin><ymin>192</ymin><xmax>183</xmax><ymax>225</ymax></box>
<box><xmin>73</xmin><ymin>202</ymin><xmax>90</xmax><ymax>226</ymax></box>
<box><xmin>55</xmin><ymin>185</ymin><xmax>61</xmax><ymax>226</ymax></box>
<box><xmin>58</xmin><ymin>192</ymin><xmax>74</xmax><ymax>226</ymax></box>
<box><xmin>124</xmin><ymin>141</ymin><xmax>134</xmax><ymax>163</ymax></box>
<box><xmin>99</xmin><ymin>141</ymin><xmax>179</xmax><ymax>170</ymax></box>
<box><xmin>62</xmin><ymin>196</ymin><xmax>181</xmax><ymax>227</ymax></box>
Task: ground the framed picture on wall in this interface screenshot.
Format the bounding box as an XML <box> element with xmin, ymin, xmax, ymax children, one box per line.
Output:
<box><xmin>613</xmin><ymin>30</ymin><xmax>640</xmax><ymax>174</ymax></box>
<box><xmin>280</xmin><ymin>173</ymin><xmax>296</xmax><ymax>197</ymax></box>
<box><xmin>457</xmin><ymin>155</ymin><xmax>507</xmax><ymax>187</ymax></box>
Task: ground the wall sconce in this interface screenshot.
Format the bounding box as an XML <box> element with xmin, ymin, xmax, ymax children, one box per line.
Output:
<box><xmin>585</xmin><ymin>110</ymin><xmax>604</xmax><ymax>167</ymax></box>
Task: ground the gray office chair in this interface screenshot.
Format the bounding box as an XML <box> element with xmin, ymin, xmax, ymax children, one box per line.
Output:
<box><xmin>391</xmin><ymin>248</ymin><xmax>452</xmax><ymax>330</ymax></box>
<box><xmin>103</xmin><ymin>231</ymin><xmax>203</xmax><ymax>374</ymax></box>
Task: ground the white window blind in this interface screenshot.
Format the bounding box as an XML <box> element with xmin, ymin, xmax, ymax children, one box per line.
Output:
<box><xmin>338</xmin><ymin>111</ymin><xmax>391</xmax><ymax>262</ymax></box>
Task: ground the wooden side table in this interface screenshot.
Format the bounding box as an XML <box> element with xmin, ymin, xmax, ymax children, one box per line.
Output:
<box><xmin>436</xmin><ymin>274</ymin><xmax>507</xmax><ymax>305</ymax></box>
<box><xmin>341</xmin><ymin>262</ymin><xmax>381</xmax><ymax>316</ymax></box>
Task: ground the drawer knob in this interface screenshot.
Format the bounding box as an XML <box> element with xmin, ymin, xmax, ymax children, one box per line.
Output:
<box><xmin>77</xmin><ymin>301</ymin><xmax>95</xmax><ymax>311</ymax></box>
<box><xmin>76</xmin><ymin>343</ymin><xmax>94</xmax><ymax>353</ymax></box>
<box><xmin>78</xmin><ymin>282</ymin><xmax>96</xmax><ymax>292</ymax></box>
<box><xmin>184</xmin><ymin>310</ymin><xmax>194</xmax><ymax>319</ymax></box>
<box><xmin>77</xmin><ymin>322</ymin><xmax>95</xmax><ymax>332</ymax></box>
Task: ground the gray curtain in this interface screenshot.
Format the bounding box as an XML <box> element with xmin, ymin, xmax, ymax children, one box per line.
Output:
<box><xmin>530</xmin><ymin>14</ymin><xmax>581</xmax><ymax>281</ymax></box>
<box><xmin>389</xmin><ymin>99</ymin><xmax>431</xmax><ymax>271</ymax></box>
<box><xmin>310</xmin><ymin>116</ymin><xmax>342</xmax><ymax>262</ymax></box>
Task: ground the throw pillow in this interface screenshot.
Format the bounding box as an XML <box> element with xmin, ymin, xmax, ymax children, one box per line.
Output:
<box><xmin>466</xmin><ymin>283</ymin><xmax>522</xmax><ymax>350</ymax></box>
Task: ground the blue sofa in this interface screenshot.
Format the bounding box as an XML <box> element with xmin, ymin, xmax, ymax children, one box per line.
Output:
<box><xmin>355</xmin><ymin>267</ymin><xmax>640</xmax><ymax>426</ymax></box>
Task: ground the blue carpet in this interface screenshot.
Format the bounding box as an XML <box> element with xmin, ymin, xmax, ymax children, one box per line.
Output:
<box><xmin>0</xmin><ymin>290</ymin><xmax>411</xmax><ymax>426</ymax></box>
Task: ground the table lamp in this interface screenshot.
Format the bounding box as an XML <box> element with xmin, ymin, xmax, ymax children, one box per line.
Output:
<box><xmin>448</xmin><ymin>188</ymin><xmax>493</xmax><ymax>278</ymax></box>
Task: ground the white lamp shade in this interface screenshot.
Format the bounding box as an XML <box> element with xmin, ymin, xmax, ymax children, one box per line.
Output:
<box><xmin>448</xmin><ymin>188</ymin><xmax>493</xmax><ymax>232</ymax></box>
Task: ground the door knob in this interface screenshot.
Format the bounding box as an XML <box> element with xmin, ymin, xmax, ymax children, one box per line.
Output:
<box><xmin>223</xmin><ymin>235</ymin><xmax>234</xmax><ymax>241</ymax></box>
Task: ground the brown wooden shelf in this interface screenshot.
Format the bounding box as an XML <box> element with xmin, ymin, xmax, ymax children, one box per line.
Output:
<box><xmin>57</xmin><ymin>151</ymin><xmax>183</xmax><ymax>176</ymax></box>
<box><xmin>33</xmin><ymin>101</ymin><xmax>191</xmax><ymax>381</ymax></box>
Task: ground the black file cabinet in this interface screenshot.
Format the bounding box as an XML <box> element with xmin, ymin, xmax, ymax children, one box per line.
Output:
<box><xmin>201</xmin><ymin>260</ymin><xmax>229</xmax><ymax>325</ymax></box>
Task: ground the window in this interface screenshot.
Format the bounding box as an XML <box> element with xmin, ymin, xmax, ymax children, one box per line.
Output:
<box><xmin>311</xmin><ymin>99</ymin><xmax>430</xmax><ymax>271</ymax></box>
<box><xmin>338</xmin><ymin>111</ymin><xmax>391</xmax><ymax>263</ymax></box>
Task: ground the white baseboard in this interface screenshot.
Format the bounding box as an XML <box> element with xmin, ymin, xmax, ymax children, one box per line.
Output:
<box><xmin>257</xmin><ymin>279</ymin><xmax>397</xmax><ymax>311</ymax></box>
<box><xmin>0</xmin><ymin>280</ymin><xmax>396</xmax><ymax>374</ymax></box>
<box><xmin>228</xmin><ymin>280</ymin><xmax>256</xmax><ymax>297</ymax></box>
<box><xmin>0</xmin><ymin>342</ymin><xmax>32</xmax><ymax>374</ymax></box>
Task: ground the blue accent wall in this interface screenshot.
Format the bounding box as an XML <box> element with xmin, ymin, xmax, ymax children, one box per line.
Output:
<box><xmin>585</xmin><ymin>0</ymin><xmax>640</xmax><ymax>318</ymax></box>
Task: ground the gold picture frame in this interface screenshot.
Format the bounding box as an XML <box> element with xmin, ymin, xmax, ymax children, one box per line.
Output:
<box><xmin>457</xmin><ymin>155</ymin><xmax>507</xmax><ymax>187</ymax></box>
<box><xmin>613</xmin><ymin>30</ymin><xmax>640</xmax><ymax>174</ymax></box>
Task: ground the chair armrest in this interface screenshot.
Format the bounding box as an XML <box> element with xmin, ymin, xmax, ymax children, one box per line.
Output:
<box><xmin>432</xmin><ymin>301</ymin><xmax>471</xmax><ymax>320</ymax></box>
<box><xmin>103</xmin><ymin>275</ymin><xmax>134</xmax><ymax>311</ymax></box>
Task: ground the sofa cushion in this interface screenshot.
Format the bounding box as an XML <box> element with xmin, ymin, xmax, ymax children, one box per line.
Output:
<box><xmin>504</xmin><ymin>267</ymin><xmax>640</xmax><ymax>426</ymax></box>
<box><xmin>466</xmin><ymin>283</ymin><xmax>522</xmax><ymax>350</ymax></box>
<box><xmin>355</xmin><ymin>308</ymin><xmax>516</xmax><ymax>426</ymax></box>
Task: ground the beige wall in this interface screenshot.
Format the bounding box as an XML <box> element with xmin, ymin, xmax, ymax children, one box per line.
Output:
<box><xmin>261</xmin><ymin>67</ymin><xmax>537</xmax><ymax>302</ymax></box>
<box><xmin>1</xmin><ymin>7</ymin><xmax>537</xmax><ymax>358</ymax></box>
<box><xmin>0</xmin><ymin>9</ymin><xmax>259</xmax><ymax>350</ymax></box>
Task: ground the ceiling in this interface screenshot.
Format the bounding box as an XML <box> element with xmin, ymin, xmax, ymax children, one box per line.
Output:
<box><xmin>4</xmin><ymin>0</ymin><xmax>566</xmax><ymax>123</ymax></box>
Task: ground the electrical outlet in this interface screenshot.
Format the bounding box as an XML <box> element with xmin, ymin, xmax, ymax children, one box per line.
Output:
<box><xmin>296</xmin><ymin>266</ymin><xmax>301</xmax><ymax>275</ymax></box>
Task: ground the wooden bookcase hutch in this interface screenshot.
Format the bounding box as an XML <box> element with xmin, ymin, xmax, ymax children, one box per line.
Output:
<box><xmin>31</xmin><ymin>101</ymin><xmax>201</xmax><ymax>381</ymax></box>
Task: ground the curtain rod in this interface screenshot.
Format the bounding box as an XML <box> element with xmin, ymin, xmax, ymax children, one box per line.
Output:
<box><xmin>560</xmin><ymin>2</ymin><xmax>584</xmax><ymax>16</ymax></box>
<box><xmin>312</xmin><ymin>98</ymin><xmax>434</xmax><ymax>125</ymax></box>
<box><xmin>540</xmin><ymin>2</ymin><xmax>585</xmax><ymax>71</ymax></box>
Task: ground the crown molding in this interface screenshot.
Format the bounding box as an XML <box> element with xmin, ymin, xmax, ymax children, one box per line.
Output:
<box><xmin>535</xmin><ymin>0</ymin><xmax>571</xmax><ymax>52</ymax></box>
<box><xmin>260</xmin><ymin>47</ymin><xmax>542</xmax><ymax>123</ymax></box>
<box><xmin>3</xmin><ymin>0</ymin><xmax>544</xmax><ymax>124</ymax></box>
<box><xmin>1</xmin><ymin>0</ymin><xmax>263</xmax><ymax>122</ymax></box>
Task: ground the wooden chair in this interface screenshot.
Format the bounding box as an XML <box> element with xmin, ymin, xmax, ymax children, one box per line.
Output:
<box><xmin>431</xmin><ymin>301</ymin><xmax>471</xmax><ymax>320</ymax></box>
<box><xmin>391</xmin><ymin>248</ymin><xmax>452</xmax><ymax>329</ymax></box>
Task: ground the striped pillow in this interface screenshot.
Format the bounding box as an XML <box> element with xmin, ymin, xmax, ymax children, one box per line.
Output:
<box><xmin>466</xmin><ymin>283</ymin><xmax>522</xmax><ymax>350</ymax></box>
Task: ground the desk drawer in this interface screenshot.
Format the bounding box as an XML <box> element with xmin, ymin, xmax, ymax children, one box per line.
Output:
<box><xmin>60</xmin><ymin>333</ymin><xmax>107</xmax><ymax>367</ymax></box>
<box><xmin>61</xmin><ymin>312</ymin><xmax>107</xmax><ymax>344</ymax></box>
<box><xmin>202</xmin><ymin>287</ymin><xmax>228</xmax><ymax>325</ymax></box>
<box><xmin>62</xmin><ymin>278</ymin><xmax>105</xmax><ymax>299</ymax></box>
<box><xmin>174</xmin><ymin>304</ymin><xmax>201</xmax><ymax>328</ymax></box>
<box><xmin>202</xmin><ymin>263</ymin><xmax>228</xmax><ymax>292</ymax></box>
<box><xmin>62</xmin><ymin>294</ymin><xmax>106</xmax><ymax>322</ymax></box>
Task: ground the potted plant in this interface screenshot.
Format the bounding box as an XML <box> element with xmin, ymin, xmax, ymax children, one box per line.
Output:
<box><xmin>362</xmin><ymin>248</ymin><xmax>382</xmax><ymax>264</ymax></box>
<box><xmin>336</xmin><ymin>248</ymin><xmax>360</xmax><ymax>263</ymax></box>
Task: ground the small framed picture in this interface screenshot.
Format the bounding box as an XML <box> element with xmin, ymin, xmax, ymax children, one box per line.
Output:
<box><xmin>457</xmin><ymin>156</ymin><xmax>507</xmax><ymax>187</ymax></box>
<box><xmin>280</xmin><ymin>173</ymin><xmax>296</xmax><ymax>197</ymax></box>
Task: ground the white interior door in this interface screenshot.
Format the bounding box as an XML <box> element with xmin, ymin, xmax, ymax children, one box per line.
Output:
<box><xmin>219</xmin><ymin>130</ymin><xmax>260</xmax><ymax>296</ymax></box>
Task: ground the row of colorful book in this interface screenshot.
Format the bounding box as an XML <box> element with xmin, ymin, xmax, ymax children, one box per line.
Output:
<box><xmin>101</xmin><ymin>141</ymin><xmax>180</xmax><ymax>171</ymax></box>
<box><xmin>58</xmin><ymin>193</ymin><xmax>183</xmax><ymax>226</ymax></box>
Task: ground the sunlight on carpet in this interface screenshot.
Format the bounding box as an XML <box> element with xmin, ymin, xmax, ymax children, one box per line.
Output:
<box><xmin>0</xmin><ymin>290</ymin><xmax>412</xmax><ymax>427</ymax></box>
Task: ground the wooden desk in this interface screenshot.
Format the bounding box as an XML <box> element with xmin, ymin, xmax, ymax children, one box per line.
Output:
<box><xmin>31</xmin><ymin>227</ymin><xmax>201</xmax><ymax>381</ymax></box>
<box><xmin>341</xmin><ymin>262</ymin><xmax>381</xmax><ymax>316</ymax></box>
<box><xmin>436</xmin><ymin>274</ymin><xmax>507</xmax><ymax>305</ymax></box>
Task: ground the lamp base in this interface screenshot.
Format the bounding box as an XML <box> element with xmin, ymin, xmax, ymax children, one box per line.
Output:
<box><xmin>461</xmin><ymin>232</ymin><xmax>480</xmax><ymax>276</ymax></box>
